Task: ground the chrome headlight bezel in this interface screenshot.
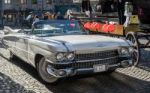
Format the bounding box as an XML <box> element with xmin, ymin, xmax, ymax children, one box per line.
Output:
<box><xmin>56</xmin><ymin>52</ymin><xmax>75</xmax><ymax>62</ymax></box>
<box><xmin>66</xmin><ymin>53</ymin><xmax>75</xmax><ymax>61</ymax></box>
<box><xmin>119</xmin><ymin>47</ymin><xmax>130</xmax><ymax>56</ymax></box>
<box><xmin>56</xmin><ymin>53</ymin><xmax>66</xmax><ymax>62</ymax></box>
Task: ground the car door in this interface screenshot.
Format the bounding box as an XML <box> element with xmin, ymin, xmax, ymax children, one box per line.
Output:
<box><xmin>26</xmin><ymin>35</ymin><xmax>38</xmax><ymax>64</ymax></box>
<box><xmin>2</xmin><ymin>35</ymin><xmax>18</xmax><ymax>54</ymax></box>
<box><xmin>15</xmin><ymin>34</ymin><xmax>29</xmax><ymax>62</ymax></box>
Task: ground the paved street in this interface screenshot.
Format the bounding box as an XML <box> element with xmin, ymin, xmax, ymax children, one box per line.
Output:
<box><xmin>0</xmin><ymin>42</ymin><xmax>150</xmax><ymax>93</ymax></box>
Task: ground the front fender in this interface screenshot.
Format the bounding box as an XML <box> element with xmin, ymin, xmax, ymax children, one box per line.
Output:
<box><xmin>28</xmin><ymin>39</ymin><xmax>68</xmax><ymax>67</ymax></box>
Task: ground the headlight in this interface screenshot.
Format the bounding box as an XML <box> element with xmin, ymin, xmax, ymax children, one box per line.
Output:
<box><xmin>120</xmin><ymin>48</ymin><xmax>130</xmax><ymax>56</ymax></box>
<box><xmin>56</xmin><ymin>52</ymin><xmax>75</xmax><ymax>62</ymax></box>
<box><xmin>66</xmin><ymin>53</ymin><xmax>75</xmax><ymax>61</ymax></box>
<box><xmin>56</xmin><ymin>53</ymin><xmax>65</xmax><ymax>61</ymax></box>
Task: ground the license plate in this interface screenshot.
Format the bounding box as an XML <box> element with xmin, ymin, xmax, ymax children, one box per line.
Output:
<box><xmin>93</xmin><ymin>64</ymin><xmax>106</xmax><ymax>72</ymax></box>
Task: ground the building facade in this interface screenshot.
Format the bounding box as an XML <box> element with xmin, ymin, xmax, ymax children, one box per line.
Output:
<box><xmin>0</xmin><ymin>0</ymin><xmax>99</xmax><ymax>26</ymax></box>
<box><xmin>0</xmin><ymin>0</ymin><xmax>74</xmax><ymax>26</ymax></box>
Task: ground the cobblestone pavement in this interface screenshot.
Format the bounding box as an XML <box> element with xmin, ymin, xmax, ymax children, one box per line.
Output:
<box><xmin>0</xmin><ymin>43</ymin><xmax>149</xmax><ymax>93</ymax></box>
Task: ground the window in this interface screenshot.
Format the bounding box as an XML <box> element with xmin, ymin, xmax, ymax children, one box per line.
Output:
<box><xmin>4</xmin><ymin>14</ymin><xmax>13</xmax><ymax>22</ymax></box>
<box><xmin>20</xmin><ymin>0</ymin><xmax>27</xmax><ymax>4</ymax></box>
<box><xmin>33</xmin><ymin>21</ymin><xmax>83</xmax><ymax>36</ymax></box>
<box><xmin>4</xmin><ymin>0</ymin><xmax>11</xmax><ymax>4</ymax></box>
<box><xmin>46</xmin><ymin>0</ymin><xmax>52</xmax><ymax>4</ymax></box>
<box><xmin>32</xmin><ymin>0</ymin><xmax>37</xmax><ymax>4</ymax></box>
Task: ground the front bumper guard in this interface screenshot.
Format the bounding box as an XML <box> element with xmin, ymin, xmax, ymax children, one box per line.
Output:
<box><xmin>46</xmin><ymin>59</ymin><xmax>133</xmax><ymax>78</ymax></box>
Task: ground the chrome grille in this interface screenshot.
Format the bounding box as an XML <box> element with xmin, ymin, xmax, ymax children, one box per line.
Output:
<box><xmin>75</xmin><ymin>50</ymin><xmax>118</xmax><ymax>61</ymax></box>
<box><xmin>52</xmin><ymin>57</ymin><xmax>119</xmax><ymax>69</ymax></box>
<box><xmin>71</xmin><ymin>57</ymin><xmax>118</xmax><ymax>69</ymax></box>
<box><xmin>52</xmin><ymin>50</ymin><xmax>119</xmax><ymax>69</ymax></box>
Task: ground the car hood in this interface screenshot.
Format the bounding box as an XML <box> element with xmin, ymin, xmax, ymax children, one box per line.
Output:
<box><xmin>43</xmin><ymin>35</ymin><xmax>130</xmax><ymax>53</ymax></box>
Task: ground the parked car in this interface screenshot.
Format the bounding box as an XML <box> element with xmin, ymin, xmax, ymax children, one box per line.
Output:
<box><xmin>2</xmin><ymin>20</ymin><xmax>134</xmax><ymax>83</ymax></box>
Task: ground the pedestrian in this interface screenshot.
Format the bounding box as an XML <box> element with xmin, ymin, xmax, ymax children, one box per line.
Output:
<box><xmin>43</xmin><ymin>12</ymin><xmax>49</xmax><ymax>20</ymax></box>
<box><xmin>96</xmin><ymin>0</ymin><xmax>104</xmax><ymax>14</ymax></box>
<box><xmin>96</xmin><ymin>1</ymin><xmax>103</xmax><ymax>13</ymax></box>
<box><xmin>66</xmin><ymin>9</ymin><xmax>73</xmax><ymax>20</ymax></box>
<box><xmin>33</xmin><ymin>15</ymin><xmax>40</xmax><ymax>24</ymax></box>
<box><xmin>48</xmin><ymin>12</ymin><xmax>53</xmax><ymax>20</ymax></box>
<box><xmin>15</xmin><ymin>13</ymin><xmax>19</xmax><ymax>27</ymax></box>
<box><xmin>51</xmin><ymin>13</ymin><xmax>56</xmax><ymax>19</ymax></box>
<box><xmin>26</xmin><ymin>12</ymin><xmax>33</xmax><ymax>22</ymax></box>
<box><xmin>18</xmin><ymin>12</ymin><xmax>23</xmax><ymax>27</ymax></box>
<box><xmin>124</xmin><ymin>1</ymin><xmax>133</xmax><ymax>27</ymax></box>
<box><xmin>56</xmin><ymin>12</ymin><xmax>64</xmax><ymax>20</ymax></box>
<box><xmin>117</xmin><ymin>0</ymin><xmax>126</xmax><ymax>24</ymax></box>
<box><xmin>81</xmin><ymin>0</ymin><xmax>92</xmax><ymax>17</ymax></box>
<box><xmin>25</xmin><ymin>12</ymin><xmax>34</xmax><ymax>28</ymax></box>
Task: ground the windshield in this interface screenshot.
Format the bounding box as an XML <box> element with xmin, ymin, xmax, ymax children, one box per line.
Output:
<box><xmin>33</xmin><ymin>20</ymin><xmax>85</xmax><ymax>36</ymax></box>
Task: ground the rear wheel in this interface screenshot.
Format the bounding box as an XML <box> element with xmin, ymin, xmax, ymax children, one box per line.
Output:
<box><xmin>36</xmin><ymin>57</ymin><xmax>58</xmax><ymax>84</ymax></box>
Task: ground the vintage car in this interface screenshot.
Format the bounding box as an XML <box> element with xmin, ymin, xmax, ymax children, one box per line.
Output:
<box><xmin>2</xmin><ymin>20</ymin><xmax>134</xmax><ymax>83</ymax></box>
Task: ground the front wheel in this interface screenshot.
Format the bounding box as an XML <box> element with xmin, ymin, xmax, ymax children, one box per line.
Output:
<box><xmin>126</xmin><ymin>32</ymin><xmax>140</xmax><ymax>66</ymax></box>
<box><xmin>37</xmin><ymin>57</ymin><xmax>58</xmax><ymax>84</ymax></box>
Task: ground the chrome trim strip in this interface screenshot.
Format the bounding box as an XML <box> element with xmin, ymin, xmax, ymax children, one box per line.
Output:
<box><xmin>46</xmin><ymin>63</ymin><xmax>122</xmax><ymax>78</ymax></box>
<box><xmin>76</xmin><ymin>56</ymin><xmax>119</xmax><ymax>63</ymax></box>
<box><xmin>76</xmin><ymin>68</ymin><xmax>94</xmax><ymax>71</ymax></box>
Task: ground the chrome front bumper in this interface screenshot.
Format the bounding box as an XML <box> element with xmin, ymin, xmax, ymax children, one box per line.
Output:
<box><xmin>46</xmin><ymin>59</ymin><xmax>133</xmax><ymax>78</ymax></box>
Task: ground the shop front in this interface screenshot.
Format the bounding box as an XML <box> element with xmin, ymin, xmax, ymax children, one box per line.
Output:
<box><xmin>3</xmin><ymin>9</ymin><xmax>18</xmax><ymax>26</ymax></box>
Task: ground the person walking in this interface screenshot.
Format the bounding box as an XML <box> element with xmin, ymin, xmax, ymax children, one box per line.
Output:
<box><xmin>96</xmin><ymin>1</ymin><xmax>103</xmax><ymax>13</ymax></box>
<box><xmin>33</xmin><ymin>15</ymin><xmax>40</xmax><ymax>24</ymax></box>
<box><xmin>56</xmin><ymin>12</ymin><xmax>64</xmax><ymax>20</ymax></box>
<box><xmin>81</xmin><ymin>0</ymin><xmax>92</xmax><ymax>17</ymax></box>
<box><xmin>43</xmin><ymin>12</ymin><xmax>49</xmax><ymax>20</ymax></box>
<box><xmin>117</xmin><ymin>0</ymin><xmax>126</xmax><ymax>24</ymax></box>
<box><xmin>67</xmin><ymin>9</ymin><xmax>74</xmax><ymax>20</ymax></box>
<box><xmin>124</xmin><ymin>1</ymin><xmax>133</xmax><ymax>27</ymax></box>
<box><xmin>25</xmin><ymin>12</ymin><xmax>34</xmax><ymax>28</ymax></box>
<box><xmin>18</xmin><ymin>12</ymin><xmax>23</xmax><ymax>27</ymax></box>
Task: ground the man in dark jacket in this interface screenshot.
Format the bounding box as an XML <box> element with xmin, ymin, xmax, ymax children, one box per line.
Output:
<box><xmin>117</xmin><ymin>0</ymin><xmax>134</xmax><ymax>24</ymax></box>
<box><xmin>81</xmin><ymin>0</ymin><xmax>92</xmax><ymax>12</ymax></box>
<box><xmin>117</xmin><ymin>0</ymin><xmax>126</xmax><ymax>24</ymax></box>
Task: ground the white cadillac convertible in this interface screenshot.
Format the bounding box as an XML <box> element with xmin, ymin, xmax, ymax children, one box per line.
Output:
<box><xmin>2</xmin><ymin>20</ymin><xmax>134</xmax><ymax>83</ymax></box>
